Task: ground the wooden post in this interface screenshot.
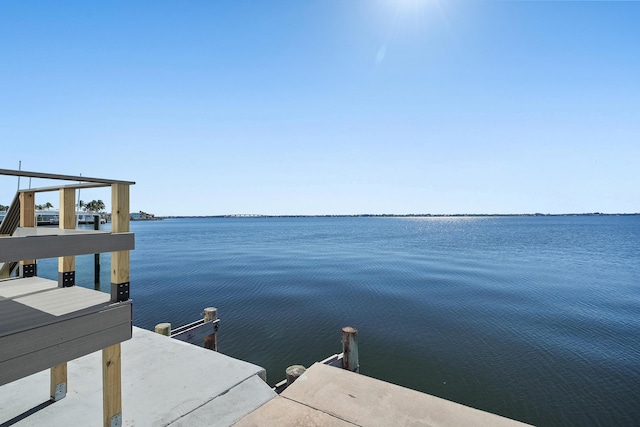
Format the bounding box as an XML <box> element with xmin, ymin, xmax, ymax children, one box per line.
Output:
<box><xmin>155</xmin><ymin>323</ymin><xmax>171</xmax><ymax>336</ymax></box>
<box><xmin>19</xmin><ymin>191</ymin><xmax>35</xmax><ymax>228</ymax></box>
<box><xmin>19</xmin><ymin>191</ymin><xmax>36</xmax><ymax>277</ymax></box>
<box><xmin>58</xmin><ymin>188</ymin><xmax>76</xmax><ymax>287</ymax></box>
<box><xmin>286</xmin><ymin>365</ymin><xmax>306</xmax><ymax>386</ymax></box>
<box><xmin>110</xmin><ymin>183</ymin><xmax>130</xmax><ymax>302</ymax></box>
<box><xmin>94</xmin><ymin>215</ymin><xmax>100</xmax><ymax>288</ymax></box>
<box><xmin>50</xmin><ymin>363</ymin><xmax>67</xmax><ymax>401</ymax></box>
<box><xmin>102</xmin><ymin>343</ymin><xmax>122</xmax><ymax>427</ymax></box>
<box><xmin>49</xmin><ymin>188</ymin><xmax>76</xmax><ymax>401</ymax></box>
<box><xmin>342</xmin><ymin>326</ymin><xmax>359</xmax><ymax>373</ymax></box>
<box><xmin>203</xmin><ymin>307</ymin><xmax>218</xmax><ymax>351</ymax></box>
<box><xmin>103</xmin><ymin>183</ymin><xmax>129</xmax><ymax>427</ymax></box>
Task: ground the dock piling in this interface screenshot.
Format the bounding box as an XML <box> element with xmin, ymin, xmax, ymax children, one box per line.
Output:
<box><xmin>154</xmin><ymin>323</ymin><xmax>171</xmax><ymax>337</ymax></box>
<box><xmin>285</xmin><ymin>365</ymin><xmax>306</xmax><ymax>386</ymax></box>
<box><xmin>341</xmin><ymin>326</ymin><xmax>359</xmax><ymax>373</ymax></box>
<box><xmin>203</xmin><ymin>307</ymin><xmax>218</xmax><ymax>351</ymax></box>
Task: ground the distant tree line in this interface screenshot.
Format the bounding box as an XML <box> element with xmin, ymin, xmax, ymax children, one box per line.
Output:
<box><xmin>36</xmin><ymin>202</ymin><xmax>55</xmax><ymax>210</ymax></box>
<box><xmin>0</xmin><ymin>200</ymin><xmax>106</xmax><ymax>212</ymax></box>
<box><xmin>79</xmin><ymin>199</ymin><xmax>106</xmax><ymax>212</ymax></box>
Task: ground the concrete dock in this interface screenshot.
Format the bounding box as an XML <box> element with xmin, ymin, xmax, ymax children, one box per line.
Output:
<box><xmin>237</xmin><ymin>362</ymin><xmax>531</xmax><ymax>427</ymax></box>
<box><xmin>0</xmin><ymin>327</ymin><xmax>530</xmax><ymax>427</ymax></box>
<box><xmin>0</xmin><ymin>327</ymin><xmax>275</xmax><ymax>426</ymax></box>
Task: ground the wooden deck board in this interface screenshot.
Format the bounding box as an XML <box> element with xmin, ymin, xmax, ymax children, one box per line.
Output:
<box><xmin>15</xmin><ymin>285</ymin><xmax>110</xmax><ymax>316</ymax></box>
<box><xmin>0</xmin><ymin>299</ymin><xmax>57</xmax><ymax>336</ymax></box>
<box><xmin>0</xmin><ymin>276</ymin><xmax>57</xmax><ymax>298</ymax></box>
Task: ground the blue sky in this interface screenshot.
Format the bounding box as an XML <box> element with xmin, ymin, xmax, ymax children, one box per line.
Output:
<box><xmin>1</xmin><ymin>1</ymin><xmax>638</xmax><ymax>215</ymax></box>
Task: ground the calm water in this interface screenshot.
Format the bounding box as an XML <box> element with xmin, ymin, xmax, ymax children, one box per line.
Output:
<box><xmin>39</xmin><ymin>216</ymin><xmax>640</xmax><ymax>426</ymax></box>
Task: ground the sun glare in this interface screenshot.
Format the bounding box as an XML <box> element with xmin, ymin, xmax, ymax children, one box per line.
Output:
<box><xmin>374</xmin><ymin>0</ymin><xmax>443</xmax><ymax>65</ymax></box>
<box><xmin>379</xmin><ymin>0</ymin><xmax>441</xmax><ymax>31</ymax></box>
<box><xmin>388</xmin><ymin>0</ymin><xmax>433</xmax><ymax>14</ymax></box>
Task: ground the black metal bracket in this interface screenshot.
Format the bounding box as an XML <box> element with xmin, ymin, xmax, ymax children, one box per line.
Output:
<box><xmin>58</xmin><ymin>271</ymin><xmax>75</xmax><ymax>288</ymax></box>
<box><xmin>21</xmin><ymin>263</ymin><xmax>37</xmax><ymax>278</ymax></box>
<box><xmin>111</xmin><ymin>282</ymin><xmax>130</xmax><ymax>302</ymax></box>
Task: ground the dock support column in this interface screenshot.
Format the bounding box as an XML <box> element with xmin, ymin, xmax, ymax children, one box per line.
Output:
<box><xmin>103</xmin><ymin>343</ymin><xmax>122</xmax><ymax>427</ymax></box>
<box><xmin>103</xmin><ymin>183</ymin><xmax>130</xmax><ymax>427</ymax></box>
<box><xmin>19</xmin><ymin>191</ymin><xmax>36</xmax><ymax>277</ymax></box>
<box><xmin>57</xmin><ymin>188</ymin><xmax>76</xmax><ymax>287</ymax></box>
<box><xmin>50</xmin><ymin>364</ymin><xmax>67</xmax><ymax>401</ymax></box>
<box><xmin>203</xmin><ymin>307</ymin><xmax>218</xmax><ymax>351</ymax></box>
<box><xmin>49</xmin><ymin>188</ymin><xmax>77</xmax><ymax>401</ymax></box>
<box><xmin>342</xmin><ymin>326</ymin><xmax>359</xmax><ymax>373</ymax></box>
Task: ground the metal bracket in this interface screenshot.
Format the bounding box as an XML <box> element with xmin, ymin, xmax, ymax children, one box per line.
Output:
<box><xmin>111</xmin><ymin>282</ymin><xmax>130</xmax><ymax>302</ymax></box>
<box><xmin>21</xmin><ymin>263</ymin><xmax>37</xmax><ymax>277</ymax></box>
<box><xmin>110</xmin><ymin>413</ymin><xmax>122</xmax><ymax>427</ymax></box>
<box><xmin>58</xmin><ymin>271</ymin><xmax>75</xmax><ymax>287</ymax></box>
<box><xmin>52</xmin><ymin>382</ymin><xmax>67</xmax><ymax>401</ymax></box>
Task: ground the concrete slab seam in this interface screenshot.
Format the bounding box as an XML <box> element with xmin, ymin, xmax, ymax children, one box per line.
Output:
<box><xmin>280</xmin><ymin>395</ymin><xmax>362</xmax><ymax>427</ymax></box>
<box><xmin>165</xmin><ymin>373</ymin><xmax>266</xmax><ymax>426</ymax></box>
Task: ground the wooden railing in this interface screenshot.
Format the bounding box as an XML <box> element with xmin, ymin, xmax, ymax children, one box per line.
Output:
<box><xmin>0</xmin><ymin>169</ymin><xmax>135</xmax><ymax>427</ymax></box>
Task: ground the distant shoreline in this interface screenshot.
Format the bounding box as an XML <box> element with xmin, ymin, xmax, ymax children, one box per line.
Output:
<box><xmin>157</xmin><ymin>213</ymin><xmax>639</xmax><ymax>219</ymax></box>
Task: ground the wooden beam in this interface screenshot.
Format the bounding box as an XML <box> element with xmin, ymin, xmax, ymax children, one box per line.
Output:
<box><xmin>102</xmin><ymin>343</ymin><xmax>122</xmax><ymax>427</ymax></box>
